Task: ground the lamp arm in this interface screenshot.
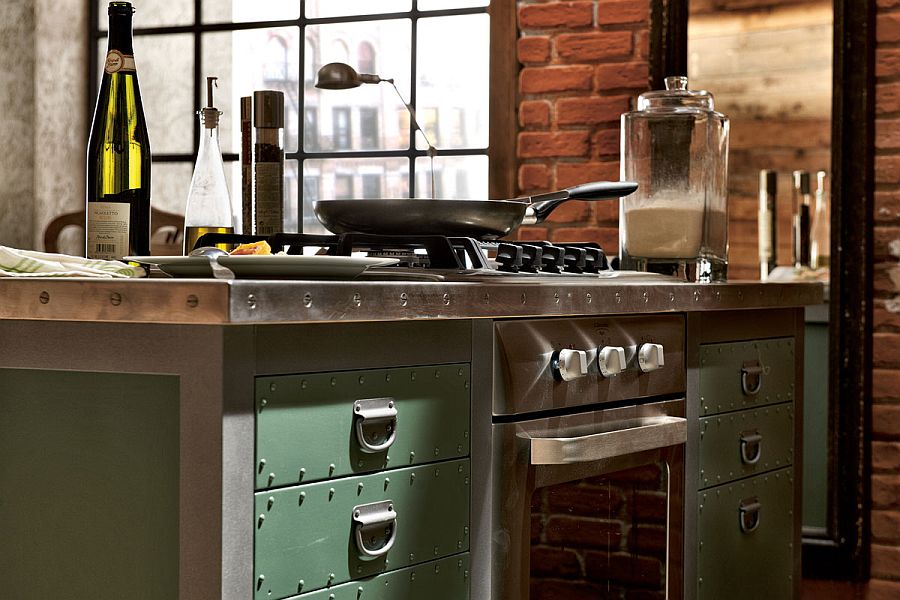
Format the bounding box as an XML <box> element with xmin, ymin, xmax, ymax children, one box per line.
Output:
<box><xmin>387</xmin><ymin>80</ymin><xmax>437</xmax><ymax>156</ymax></box>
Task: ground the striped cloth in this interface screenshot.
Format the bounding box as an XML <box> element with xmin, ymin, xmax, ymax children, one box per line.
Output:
<box><xmin>0</xmin><ymin>246</ymin><xmax>146</xmax><ymax>278</ymax></box>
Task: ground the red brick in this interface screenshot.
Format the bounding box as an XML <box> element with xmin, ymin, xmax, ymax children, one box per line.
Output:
<box><xmin>517</xmin><ymin>226</ymin><xmax>551</xmax><ymax>241</ymax></box>
<box><xmin>877</xmin><ymin>49</ymin><xmax>900</xmax><ymax>78</ymax></box>
<box><xmin>877</xmin><ymin>82</ymin><xmax>900</xmax><ymax>115</ymax></box>
<box><xmin>531</xmin><ymin>546</ymin><xmax>583</xmax><ymax>578</ymax></box>
<box><xmin>876</xmin><ymin>304</ymin><xmax>900</xmax><ymax>332</ymax></box>
<box><xmin>519</xmin><ymin>2</ymin><xmax>594</xmax><ymax>30</ymax></box>
<box><xmin>545</xmin><ymin>481</ymin><xmax>625</xmax><ymax>515</ymax></box>
<box><xmin>875</xmin><ymin>441</ymin><xmax>900</xmax><ymax>471</ymax></box>
<box><xmin>585</xmin><ymin>550</ymin><xmax>662</xmax><ymax>587</ymax></box>
<box><xmin>879</xmin><ymin>0</ymin><xmax>900</xmax><ymax>7</ymax></box>
<box><xmin>544</xmin><ymin>515</ymin><xmax>623</xmax><ymax>548</ymax></box>
<box><xmin>631</xmin><ymin>490</ymin><xmax>668</xmax><ymax>523</ymax></box>
<box><xmin>530</xmin><ymin>579</ymin><xmax>612</xmax><ymax>600</ymax></box>
<box><xmin>875</xmin><ymin>333</ymin><xmax>900</xmax><ymax>368</ymax></box>
<box><xmin>593</xmin><ymin>127</ymin><xmax>621</xmax><ymax>157</ymax></box>
<box><xmin>520</xmin><ymin>163</ymin><xmax>552</xmax><ymax>191</ymax></box>
<box><xmin>520</xmin><ymin>100</ymin><xmax>552</xmax><ymax>129</ymax></box>
<box><xmin>876</xmin><ymin>155</ymin><xmax>900</xmax><ymax>184</ymax></box>
<box><xmin>558</xmin><ymin>96</ymin><xmax>631</xmax><ymax>126</ymax></box>
<box><xmin>875</xmin><ymin>403</ymin><xmax>900</xmax><ymax>438</ymax></box>
<box><xmin>551</xmin><ymin>226</ymin><xmax>619</xmax><ymax>251</ymax></box>
<box><xmin>875</xmin><ymin>226</ymin><xmax>900</xmax><ymax>260</ymax></box>
<box><xmin>879</xmin><ymin>13</ymin><xmax>900</xmax><ymax>43</ymax></box>
<box><xmin>557</xmin><ymin>161</ymin><xmax>620</xmax><ymax>188</ymax></box>
<box><xmin>872</xmin><ymin>543</ymin><xmax>900</xmax><ymax>578</ymax></box>
<box><xmin>873</xmin><ymin>510</ymin><xmax>900</xmax><ymax>542</ymax></box>
<box><xmin>557</xmin><ymin>32</ymin><xmax>634</xmax><ymax>62</ymax></box>
<box><xmin>592</xmin><ymin>196</ymin><xmax>620</xmax><ymax>225</ymax></box>
<box><xmin>636</xmin><ymin>30</ymin><xmax>650</xmax><ymax>61</ymax></box>
<box><xmin>628</xmin><ymin>524</ymin><xmax>667</xmax><ymax>554</ymax></box>
<box><xmin>519</xmin><ymin>36</ymin><xmax>552</xmax><ymax>64</ymax></box>
<box><xmin>868</xmin><ymin>579</ymin><xmax>900</xmax><ymax>600</ymax></box>
<box><xmin>877</xmin><ymin>118</ymin><xmax>900</xmax><ymax>149</ymax></box>
<box><xmin>873</xmin><ymin>474</ymin><xmax>900</xmax><ymax>509</ymax></box>
<box><xmin>521</xmin><ymin>66</ymin><xmax>593</xmax><ymax>94</ymax></box>
<box><xmin>874</xmin><ymin>369</ymin><xmax>900</xmax><ymax>400</ymax></box>
<box><xmin>532</xmin><ymin>514</ymin><xmax>544</xmax><ymax>543</ymax></box>
<box><xmin>604</xmin><ymin>464</ymin><xmax>664</xmax><ymax>486</ymax></box>
<box><xmin>876</xmin><ymin>191</ymin><xmax>900</xmax><ymax>224</ymax></box>
<box><xmin>547</xmin><ymin>199</ymin><xmax>592</xmax><ymax>224</ymax></box>
<box><xmin>875</xmin><ymin>264</ymin><xmax>900</xmax><ymax>297</ymax></box>
<box><xmin>597</xmin><ymin>0</ymin><xmax>650</xmax><ymax>25</ymax></box>
<box><xmin>519</xmin><ymin>131</ymin><xmax>590</xmax><ymax>159</ymax></box>
<box><xmin>596</xmin><ymin>62</ymin><xmax>650</xmax><ymax>91</ymax></box>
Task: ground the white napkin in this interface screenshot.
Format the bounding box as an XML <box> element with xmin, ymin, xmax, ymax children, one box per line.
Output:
<box><xmin>0</xmin><ymin>246</ymin><xmax>146</xmax><ymax>278</ymax></box>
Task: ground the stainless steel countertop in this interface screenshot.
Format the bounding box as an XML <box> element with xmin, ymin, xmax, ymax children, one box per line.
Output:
<box><xmin>0</xmin><ymin>272</ymin><xmax>823</xmax><ymax>324</ymax></box>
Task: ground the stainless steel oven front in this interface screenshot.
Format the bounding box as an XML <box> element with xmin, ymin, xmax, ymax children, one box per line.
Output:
<box><xmin>470</xmin><ymin>315</ymin><xmax>687</xmax><ymax>600</ymax></box>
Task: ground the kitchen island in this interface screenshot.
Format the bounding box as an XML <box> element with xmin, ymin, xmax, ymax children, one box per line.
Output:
<box><xmin>0</xmin><ymin>276</ymin><xmax>821</xmax><ymax>600</ymax></box>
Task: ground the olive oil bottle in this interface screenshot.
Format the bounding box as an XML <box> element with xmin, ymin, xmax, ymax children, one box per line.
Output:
<box><xmin>86</xmin><ymin>1</ymin><xmax>151</xmax><ymax>259</ymax></box>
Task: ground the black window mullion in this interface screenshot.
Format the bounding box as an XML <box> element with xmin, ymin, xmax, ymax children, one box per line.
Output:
<box><xmin>193</xmin><ymin>0</ymin><xmax>202</xmax><ymax>159</ymax></box>
<box><xmin>298</xmin><ymin>0</ymin><xmax>307</xmax><ymax>232</ymax></box>
<box><xmin>409</xmin><ymin>1</ymin><xmax>419</xmax><ymax>198</ymax></box>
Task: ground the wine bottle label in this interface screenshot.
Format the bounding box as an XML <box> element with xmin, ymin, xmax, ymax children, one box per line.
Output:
<box><xmin>87</xmin><ymin>202</ymin><xmax>130</xmax><ymax>260</ymax></box>
<box><xmin>105</xmin><ymin>50</ymin><xmax>136</xmax><ymax>74</ymax></box>
<box><xmin>255</xmin><ymin>162</ymin><xmax>283</xmax><ymax>235</ymax></box>
<box><xmin>758</xmin><ymin>210</ymin><xmax>773</xmax><ymax>259</ymax></box>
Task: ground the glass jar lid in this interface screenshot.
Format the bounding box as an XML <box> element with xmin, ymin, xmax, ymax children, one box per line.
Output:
<box><xmin>636</xmin><ymin>76</ymin><xmax>715</xmax><ymax>111</ymax></box>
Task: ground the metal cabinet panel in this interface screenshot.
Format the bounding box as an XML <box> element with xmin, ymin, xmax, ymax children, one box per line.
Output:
<box><xmin>255</xmin><ymin>459</ymin><xmax>471</xmax><ymax>600</ymax></box>
<box><xmin>697</xmin><ymin>468</ymin><xmax>793</xmax><ymax>600</ymax></box>
<box><xmin>699</xmin><ymin>338</ymin><xmax>795</xmax><ymax>416</ymax></box>
<box><xmin>255</xmin><ymin>365</ymin><xmax>470</xmax><ymax>490</ymax></box>
<box><xmin>699</xmin><ymin>403</ymin><xmax>794</xmax><ymax>488</ymax></box>
<box><xmin>284</xmin><ymin>554</ymin><xmax>470</xmax><ymax>600</ymax></box>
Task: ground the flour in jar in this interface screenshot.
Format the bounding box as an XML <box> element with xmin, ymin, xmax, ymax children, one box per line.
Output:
<box><xmin>624</xmin><ymin>192</ymin><xmax>710</xmax><ymax>259</ymax></box>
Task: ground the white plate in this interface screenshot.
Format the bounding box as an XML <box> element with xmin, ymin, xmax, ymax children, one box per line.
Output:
<box><xmin>126</xmin><ymin>255</ymin><xmax>399</xmax><ymax>279</ymax></box>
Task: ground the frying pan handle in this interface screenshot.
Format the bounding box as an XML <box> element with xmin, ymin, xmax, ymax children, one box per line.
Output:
<box><xmin>527</xmin><ymin>181</ymin><xmax>639</xmax><ymax>223</ymax></box>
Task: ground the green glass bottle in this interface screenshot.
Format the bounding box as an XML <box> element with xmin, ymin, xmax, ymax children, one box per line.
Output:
<box><xmin>86</xmin><ymin>1</ymin><xmax>150</xmax><ymax>259</ymax></box>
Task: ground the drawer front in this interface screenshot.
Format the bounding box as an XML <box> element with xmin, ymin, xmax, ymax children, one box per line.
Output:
<box><xmin>699</xmin><ymin>403</ymin><xmax>794</xmax><ymax>488</ymax></box>
<box><xmin>284</xmin><ymin>554</ymin><xmax>470</xmax><ymax>600</ymax></box>
<box><xmin>255</xmin><ymin>459</ymin><xmax>470</xmax><ymax>600</ymax></box>
<box><xmin>697</xmin><ymin>468</ymin><xmax>793</xmax><ymax>600</ymax></box>
<box><xmin>256</xmin><ymin>364</ymin><xmax>470</xmax><ymax>490</ymax></box>
<box><xmin>699</xmin><ymin>338</ymin><xmax>795</xmax><ymax>416</ymax></box>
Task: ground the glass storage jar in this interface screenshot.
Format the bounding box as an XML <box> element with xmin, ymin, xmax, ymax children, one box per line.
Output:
<box><xmin>620</xmin><ymin>76</ymin><xmax>730</xmax><ymax>282</ymax></box>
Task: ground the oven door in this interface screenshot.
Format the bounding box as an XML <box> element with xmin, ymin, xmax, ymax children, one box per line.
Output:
<box><xmin>492</xmin><ymin>399</ymin><xmax>686</xmax><ymax>600</ymax></box>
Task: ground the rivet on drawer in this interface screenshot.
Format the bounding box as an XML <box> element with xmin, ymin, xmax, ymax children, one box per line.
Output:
<box><xmin>257</xmin><ymin>514</ymin><xmax>265</xmax><ymax>528</ymax></box>
<box><xmin>298</xmin><ymin>492</ymin><xmax>305</xmax><ymax>505</ymax></box>
<box><xmin>267</xmin><ymin>496</ymin><xmax>274</xmax><ymax>509</ymax></box>
<box><xmin>409</xmin><ymin>451</ymin><xmax>416</xmax><ymax>463</ymax></box>
<box><xmin>358</xmin><ymin>483</ymin><xmax>364</xmax><ymax>495</ymax></box>
<box><xmin>329</xmin><ymin>488</ymin><xmax>335</xmax><ymax>500</ymax></box>
<box><xmin>385</xmin><ymin>477</ymin><xmax>391</xmax><ymax>490</ymax></box>
<box><xmin>299</xmin><ymin>468</ymin><xmax>306</xmax><ymax>480</ymax></box>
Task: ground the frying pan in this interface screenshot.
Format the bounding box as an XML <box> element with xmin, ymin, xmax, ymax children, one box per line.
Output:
<box><xmin>313</xmin><ymin>181</ymin><xmax>638</xmax><ymax>240</ymax></box>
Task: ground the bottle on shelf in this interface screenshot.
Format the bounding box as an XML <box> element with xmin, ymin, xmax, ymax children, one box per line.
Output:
<box><xmin>791</xmin><ymin>170</ymin><xmax>811</xmax><ymax>268</ymax></box>
<box><xmin>810</xmin><ymin>170</ymin><xmax>831</xmax><ymax>270</ymax></box>
<box><xmin>183</xmin><ymin>76</ymin><xmax>234</xmax><ymax>254</ymax></box>
<box><xmin>86</xmin><ymin>1</ymin><xmax>150</xmax><ymax>260</ymax></box>
<box><xmin>758</xmin><ymin>169</ymin><xmax>777</xmax><ymax>280</ymax></box>
<box><xmin>240</xmin><ymin>96</ymin><xmax>253</xmax><ymax>235</ymax></box>
<box><xmin>253</xmin><ymin>90</ymin><xmax>285</xmax><ymax>236</ymax></box>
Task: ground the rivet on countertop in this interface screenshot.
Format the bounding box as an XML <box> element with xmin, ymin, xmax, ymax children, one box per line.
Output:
<box><xmin>110</xmin><ymin>292</ymin><xmax>122</xmax><ymax>306</ymax></box>
<box><xmin>400</xmin><ymin>292</ymin><xmax>409</xmax><ymax>307</ymax></box>
<box><xmin>443</xmin><ymin>293</ymin><xmax>451</xmax><ymax>306</ymax></box>
<box><xmin>303</xmin><ymin>292</ymin><xmax>313</xmax><ymax>307</ymax></box>
<box><xmin>615</xmin><ymin>292</ymin><xmax>621</xmax><ymax>304</ymax></box>
<box><xmin>521</xmin><ymin>292</ymin><xmax>527</xmax><ymax>304</ymax></box>
<box><xmin>586</xmin><ymin>292</ymin><xmax>592</xmax><ymax>303</ymax></box>
<box><xmin>186</xmin><ymin>294</ymin><xmax>199</xmax><ymax>308</ymax></box>
<box><xmin>246</xmin><ymin>294</ymin><xmax>257</xmax><ymax>309</ymax></box>
<box><xmin>694</xmin><ymin>291</ymin><xmax>701</xmax><ymax>302</ymax></box>
<box><xmin>352</xmin><ymin>292</ymin><xmax>362</xmax><ymax>307</ymax></box>
<box><xmin>669</xmin><ymin>292</ymin><xmax>676</xmax><ymax>302</ymax></box>
<box><xmin>39</xmin><ymin>291</ymin><xmax>50</xmax><ymax>304</ymax></box>
<box><xmin>482</xmin><ymin>292</ymin><xmax>490</xmax><ymax>304</ymax></box>
<box><xmin>553</xmin><ymin>291</ymin><xmax>560</xmax><ymax>304</ymax></box>
<box><xmin>642</xmin><ymin>291</ymin><xmax>649</xmax><ymax>303</ymax></box>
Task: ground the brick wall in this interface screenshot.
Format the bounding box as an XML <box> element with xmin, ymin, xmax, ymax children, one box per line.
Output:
<box><xmin>515</xmin><ymin>0</ymin><xmax>652</xmax><ymax>253</ymax></box>
<box><xmin>872</xmin><ymin>1</ymin><xmax>900</xmax><ymax>598</ymax></box>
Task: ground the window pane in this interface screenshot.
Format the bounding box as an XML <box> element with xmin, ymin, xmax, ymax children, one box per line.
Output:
<box><xmin>305</xmin><ymin>20</ymin><xmax>412</xmax><ymax>152</ymax></box>
<box><xmin>150</xmin><ymin>162</ymin><xmax>193</xmax><ymax>216</ymax></box>
<box><xmin>98</xmin><ymin>0</ymin><xmax>192</xmax><ymax>29</ymax></box>
<box><xmin>283</xmin><ymin>159</ymin><xmax>300</xmax><ymax>232</ymax></box>
<box><xmin>202</xmin><ymin>27</ymin><xmax>301</xmax><ymax>155</ymax></box>
<box><xmin>415</xmin><ymin>154</ymin><xmax>487</xmax><ymax>199</ymax></box>
<box><xmin>202</xmin><ymin>0</ymin><xmax>300</xmax><ymax>24</ymax></box>
<box><xmin>416</xmin><ymin>15</ymin><xmax>489</xmax><ymax>150</ymax></box>
<box><xmin>306</xmin><ymin>0</ymin><xmax>411</xmax><ymax>19</ymax></box>
<box><xmin>418</xmin><ymin>0</ymin><xmax>489</xmax><ymax>9</ymax></box>
<box><xmin>303</xmin><ymin>158</ymin><xmax>410</xmax><ymax>232</ymax></box>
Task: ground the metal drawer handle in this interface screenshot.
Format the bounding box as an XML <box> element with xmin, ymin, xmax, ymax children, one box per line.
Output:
<box><xmin>739</xmin><ymin>430</ymin><xmax>763</xmax><ymax>465</ymax></box>
<box><xmin>352</xmin><ymin>500</ymin><xmax>398</xmax><ymax>558</ymax></box>
<box><xmin>353</xmin><ymin>397</ymin><xmax>398</xmax><ymax>454</ymax></box>
<box><xmin>526</xmin><ymin>415</ymin><xmax>687</xmax><ymax>465</ymax></box>
<box><xmin>739</xmin><ymin>497</ymin><xmax>761</xmax><ymax>533</ymax></box>
<box><xmin>741</xmin><ymin>361</ymin><xmax>763</xmax><ymax>396</ymax></box>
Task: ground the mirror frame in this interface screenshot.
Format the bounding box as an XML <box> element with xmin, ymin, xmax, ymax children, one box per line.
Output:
<box><xmin>650</xmin><ymin>0</ymin><xmax>873</xmax><ymax>580</ymax></box>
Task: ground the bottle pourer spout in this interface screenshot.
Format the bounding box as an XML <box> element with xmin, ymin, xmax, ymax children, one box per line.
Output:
<box><xmin>206</xmin><ymin>76</ymin><xmax>218</xmax><ymax>109</ymax></box>
<box><xmin>201</xmin><ymin>76</ymin><xmax>221</xmax><ymax>129</ymax></box>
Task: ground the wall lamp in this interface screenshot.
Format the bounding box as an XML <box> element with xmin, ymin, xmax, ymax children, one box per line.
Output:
<box><xmin>315</xmin><ymin>62</ymin><xmax>437</xmax><ymax>199</ymax></box>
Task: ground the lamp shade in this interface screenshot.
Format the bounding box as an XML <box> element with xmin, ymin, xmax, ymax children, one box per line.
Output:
<box><xmin>315</xmin><ymin>63</ymin><xmax>363</xmax><ymax>90</ymax></box>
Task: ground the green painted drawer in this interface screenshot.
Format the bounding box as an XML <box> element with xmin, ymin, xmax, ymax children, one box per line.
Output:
<box><xmin>698</xmin><ymin>468</ymin><xmax>793</xmax><ymax>600</ymax></box>
<box><xmin>255</xmin><ymin>364</ymin><xmax>470</xmax><ymax>490</ymax></box>
<box><xmin>285</xmin><ymin>554</ymin><xmax>469</xmax><ymax>600</ymax></box>
<box><xmin>699</xmin><ymin>403</ymin><xmax>794</xmax><ymax>488</ymax></box>
<box><xmin>255</xmin><ymin>459</ymin><xmax>470</xmax><ymax>600</ymax></box>
<box><xmin>699</xmin><ymin>338</ymin><xmax>795</xmax><ymax>416</ymax></box>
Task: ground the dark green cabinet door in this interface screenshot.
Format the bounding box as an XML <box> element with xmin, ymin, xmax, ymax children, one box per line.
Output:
<box><xmin>699</xmin><ymin>339</ymin><xmax>795</xmax><ymax>416</ymax></box>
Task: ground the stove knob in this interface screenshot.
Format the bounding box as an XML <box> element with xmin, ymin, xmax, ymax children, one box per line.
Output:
<box><xmin>638</xmin><ymin>343</ymin><xmax>665</xmax><ymax>373</ymax></box>
<box><xmin>552</xmin><ymin>349</ymin><xmax>589</xmax><ymax>382</ymax></box>
<box><xmin>597</xmin><ymin>346</ymin><xmax>626</xmax><ymax>377</ymax></box>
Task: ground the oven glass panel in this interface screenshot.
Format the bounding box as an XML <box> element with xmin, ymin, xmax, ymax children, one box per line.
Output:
<box><xmin>530</xmin><ymin>464</ymin><xmax>669</xmax><ymax>599</ymax></box>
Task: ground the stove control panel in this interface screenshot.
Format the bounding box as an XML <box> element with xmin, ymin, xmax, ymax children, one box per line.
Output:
<box><xmin>598</xmin><ymin>346</ymin><xmax>627</xmax><ymax>377</ymax></box>
<box><xmin>638</xmin><ymin>343</ymin><xmax>666</xmax><ymax>373</ymax></box>
<box><xmin>552</xmin><ymin>349</ymin><xmax>590</xmax><ymax>381</ymax></box>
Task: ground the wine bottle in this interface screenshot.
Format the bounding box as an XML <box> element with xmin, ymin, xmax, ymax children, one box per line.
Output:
<box><xmin>791</xmin><ymin>170</ymin><xmax>811</xmax><ymax>268</ymax></box>
<box><xmin>86</xmin><ymin>1</ymin><xmax>151</xmax><ymax>260</ymax></box>
<box><xmin>810</xmin><ymin>170</ymin><xmax>831</xmax><ymax>269</ymax></box>
<box><xmin>758</xmin><ymin>170</ymin><xmax>777</xmax><ymax>280</ymax></box>
<box><xmin>183</xmin><ymin>77</ymin><xmax>234</xmax><ymax>254</ymax></box>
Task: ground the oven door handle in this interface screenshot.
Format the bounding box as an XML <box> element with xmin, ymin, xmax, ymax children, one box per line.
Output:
<box><xmin>526</xmin><ymin>416</ymin><xmax>687</xmax><ymax>465</ymax></box>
